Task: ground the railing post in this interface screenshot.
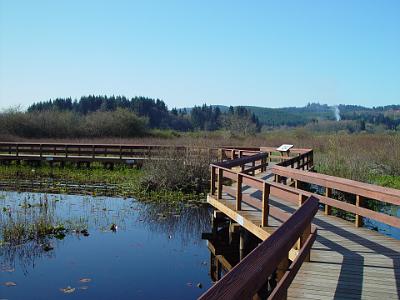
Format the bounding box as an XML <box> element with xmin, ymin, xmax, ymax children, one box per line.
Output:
<box><xmin>325</xmin><ymin>187</ymin><xmax>332</xmax><ymax>215</ymax></box>
<box><xmin>251</xmin><ymin>160</ymin><xmax>256</xmax><ymax>175</ymax></box>
<box><xmin>298</xmin><ymin>193</ymin><xmax>307</xmax><ymax>207</ymax></box>
<box><xmin>217</xmin><ymin>168</ymin><xmax>223</xmax><ymax>200</ymax></box>
<box><xmin>92</xmin><ymin>145</ymin><xmax>95</xmax><ymax>159</ymax></box>
<box><xmin>298</xmin><ymin>223</ymin><xmax>312</xmax><ymax>262</ymax></box>
<box><xmin>262</xmin><ymin>182</ymin><xmax>270</xmax><ymax>227</ymax></box>
<box><xmin>16</xmin><ymin>144</ymin><xmax>19</xmax><ymax>157</ymax></box>
<box><xmin>355</xmin><ymin>195</ymin><xmax>363</xmax><ymax>227</ymax></box>
<box><xmin>119</xmin><ymin>145</ymin><xmax>122</xmax><ymax>159</ymax></box>
<box><xmin>211</xmin><ymin>166</ymin><xmax>216</xmax><ymax>195</ymax></box>
<box><xmin>276</xmin><ymin>255</ymin><xmax>289</xmax><ymax>300</ymax></box>
<box><xmin>236</xmin><ymin>173</ymin><xmax>242</xmax><ymax>211</ymax></box>
<box><xmin>39</xmin><ymin>144</ymin><xmax>43</xmax><ymax>157</ymax></box>
<box><xmin>65</xmin><ymin>145</ymin><xmax>68</xmax><ymax>158</ymax></box>
<box><xmin>218</xmin><ymin>149</ymin><xmax>223</xmax><ymax>161</ymax></box>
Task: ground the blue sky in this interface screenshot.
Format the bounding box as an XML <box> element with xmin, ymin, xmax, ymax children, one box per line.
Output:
<box><xmin>0</xmin><ymin>1</ymin><xmax>399</xmax><ymax>109</ymax></box>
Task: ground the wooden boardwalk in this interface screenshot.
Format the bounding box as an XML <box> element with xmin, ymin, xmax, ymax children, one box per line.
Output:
<box><xmin>207</xmin><ymin>168</ymin><xmax>400</xmax><ymax>299</ymax></box>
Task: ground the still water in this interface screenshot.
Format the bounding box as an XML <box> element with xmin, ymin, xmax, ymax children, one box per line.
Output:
<box><xmin>0</xmin><ymin>192</ymin><xmax>213</xmax><ymax>299</ymax></box>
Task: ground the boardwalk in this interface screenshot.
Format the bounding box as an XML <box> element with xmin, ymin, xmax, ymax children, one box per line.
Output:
<box><xmin>208</xmin><ymin>181</ymin><xmax>400</xmax><ymax>299</ymax></box>
<box><xmin>202</xmin><ymin>148</ymin><xmax>400</xmax><ymax>299</ymax></box>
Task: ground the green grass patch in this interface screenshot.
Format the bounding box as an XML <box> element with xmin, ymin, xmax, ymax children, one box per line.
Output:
<box><xmin>0</xmin><ymin>163</ymin><xmax>205</xmax><ymax>203</ymax></box>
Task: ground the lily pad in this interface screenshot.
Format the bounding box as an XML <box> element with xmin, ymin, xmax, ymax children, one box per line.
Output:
<box><xmin>60</xmin><ymin>286</ymin><xmax>75</xmax><ymax>294</ymax></box>
<box><xmin>3</xmin><ymin>281</ymin><xmax>17</xmax><ymax>287</ymax></box>
<box><xmin>79</xmin><ymin>286</ymin><xmax>89</xmax><ymax>290</ymax></box>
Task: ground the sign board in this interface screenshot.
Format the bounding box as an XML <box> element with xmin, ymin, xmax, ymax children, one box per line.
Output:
<box><xmin>276</xmin><ymin>144</ymin><xmax>294</xmax><ymax>152</ymax></box>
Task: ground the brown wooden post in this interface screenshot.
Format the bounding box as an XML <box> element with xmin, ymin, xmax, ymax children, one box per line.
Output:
<box><xmin>298</xmin><ymin>223</ymin><xmax>311</xmax><ymax>262</ymax></box>
<box><xmin>276</xmin><ymin>255</ymin><xmax>289</xmax><ymax>300</ymax></box>
<box><xmin>236</xmin><ymin>173</ymin><xmax>242</xmax><ymax>211</ymax></box>
<box><xmin>211</xmin><ymin>166</ymin><xmax>216</xmax><ymax>195</ymax></box>
<box><xmin>262</xmin><ymin>182</ymin><xmax>270</xmax><ymax>227</ymax></box>
<box><xmin>298</xmin><ymin>193</ymin><xmax>307</xmax><ymax>207</ymax></box>
<box><xmin>325</xmin><ymin>187</ymin><xmax>332</xmax><ymax>215</ymax></box>
<box><xmin>355</xmin><ymin>195</ymin><xmax>363</xmax><ymax>227</ymax></box>
<box><xmin>217</xmin><ymin>168</ymin><xmax>223</xmax><ymax>200</ymax></box>
<box><xmin>251</xmin><ymin>160</ymin><xmax>256</xmax><ymax>176</ymax></box>
<box><xmin>218</xmin><ymin>149</ymin><xmax>223</xmax><ymax>161</ymax></box>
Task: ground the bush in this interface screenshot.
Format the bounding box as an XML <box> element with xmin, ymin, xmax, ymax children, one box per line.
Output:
<box><xmin>0</xmin><ymin>108</ymin><xmax>148</xmax><ymax>138</ymax></box>
<box><xmin>140</xmin><ymin>147</ymin><xmax>216</xmax><ymax>193</ymax></box>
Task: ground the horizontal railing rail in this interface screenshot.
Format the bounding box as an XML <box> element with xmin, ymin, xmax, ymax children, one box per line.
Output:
<box><xmin>199</xmin><ymin>196</ymin><xmax>319</xmax><ymax>300</ymax></box>
<box><xmin>0</xmin><ymin>142</ymin><xmax>222</xmax><ymax>162</ymax></box>
<box><xmin>271</xmin><ymin>165</ymin><xmax>400</xmax><ymax>228</ymax></box>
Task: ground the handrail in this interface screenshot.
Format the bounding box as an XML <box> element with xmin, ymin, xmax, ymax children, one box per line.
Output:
<box><xmin>199</xmin><ymin>196</ymin><xmax>319</xmax><ymax>300</ymax></box>
<box><xmin>272</xmin><ymin>165</ymin><xmax>400</xmax><ymax>228</ymax></box>
<box><xmin>0</xmin><ymin>142</ymin><xmax>221</xmax><ymax>161</ymax></box>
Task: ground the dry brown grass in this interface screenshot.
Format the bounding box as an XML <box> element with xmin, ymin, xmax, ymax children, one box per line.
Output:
<box><xmin>2</xmin><ymin>130</ymin><xmax>399</xmax><ymax>185</ymax></box>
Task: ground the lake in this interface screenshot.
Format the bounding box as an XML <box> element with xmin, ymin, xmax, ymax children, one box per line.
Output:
<box><xmin>0</xmin><ymin>192</ymin><xmax>213</xmax><ymax>299</ymax></box>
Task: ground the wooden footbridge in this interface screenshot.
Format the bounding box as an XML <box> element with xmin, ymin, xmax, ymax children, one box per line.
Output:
<box><xmin>0</xmin><ymin>142</ymin><xmax>399</xmax><ymax>299</ymax></box>
<box><xmin>200</xmin><ymin>147</ymin><xmax>400</xmax><ymax>300</ymax></box>
<box><xmin>0</xmin><ymin>142</ymin><xmax>220</xmax><ymax>168</ymax></box>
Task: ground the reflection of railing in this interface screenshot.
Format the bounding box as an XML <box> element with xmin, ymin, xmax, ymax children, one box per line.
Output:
<box><xmin>272</xmin><ymin>165</ymin><xmax>400</xmax><ymax>228</ymax></box>
<box><xmin>199</xmin><ymin>196</ymin><xmax>319</xmax><ymax>300</ymax></box>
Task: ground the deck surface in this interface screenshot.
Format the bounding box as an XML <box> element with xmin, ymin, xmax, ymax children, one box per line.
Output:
<box><xmin>207</xmin><ymin>170</ymin><xmax>400</xmax><ymax>300</ymax></box>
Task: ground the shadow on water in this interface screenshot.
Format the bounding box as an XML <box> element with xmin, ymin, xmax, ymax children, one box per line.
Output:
<box><xmin>0</xmin><ymin>191</ymin><xmax>213</xmax><ymax>300</ymax></box>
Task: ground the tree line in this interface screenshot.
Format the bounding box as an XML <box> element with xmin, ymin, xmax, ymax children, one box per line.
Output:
<box><xmin>0</xmin><ymin>95</ymin><xmax>260</xmax><ymax>138</ymax></box>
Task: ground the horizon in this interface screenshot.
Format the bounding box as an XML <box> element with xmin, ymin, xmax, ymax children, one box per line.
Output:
<box><xmin>1</xmin><ymin>1</ymin><xmax>399</xmax><ymax>110</ymax></box>
<box><xmin>4</xmin><ymin>94</ymin><xmax>400</xmax><ymax>112</ymax></box>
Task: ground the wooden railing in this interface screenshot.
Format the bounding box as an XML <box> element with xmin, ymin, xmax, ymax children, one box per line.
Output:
<box><xmin>205</xmin><ymin>145</ymin><xmax>400</xmax><ymax>298</ymax></box>
<box><xmin>261</xmin><ymin>147</ymin><xmax>313</xmax><ymax>170</ymax></box>
<box><xmin>199</xmin><ymin>196</ymin><xmax>319</xmax><ymax>300</ymax></box>
<box><xmin>0</xmin><ymin>142</ymin><xmax>223</xmax><ymax>163</ymax></box>
<box><xmin>271</xmin><ymin>165</ymin><xmax>400</xmax><ymax>228</ymax></box>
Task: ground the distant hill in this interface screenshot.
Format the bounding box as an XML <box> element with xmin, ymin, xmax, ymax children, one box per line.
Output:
<box><xmin>193</xmin><ymin>103</ymin><xmax>400</xmax><ymax>128</ymax></box>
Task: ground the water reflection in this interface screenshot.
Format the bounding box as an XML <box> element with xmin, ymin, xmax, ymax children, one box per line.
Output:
<box><xmin>202</xmin><ymin>212</ymin><xmax>275</xmax><ymax>298</ymax></box>
<box><xmin>0</xmin><ymin>191</ymin><xmax>212</xmax><ymax>299</ymax></box>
